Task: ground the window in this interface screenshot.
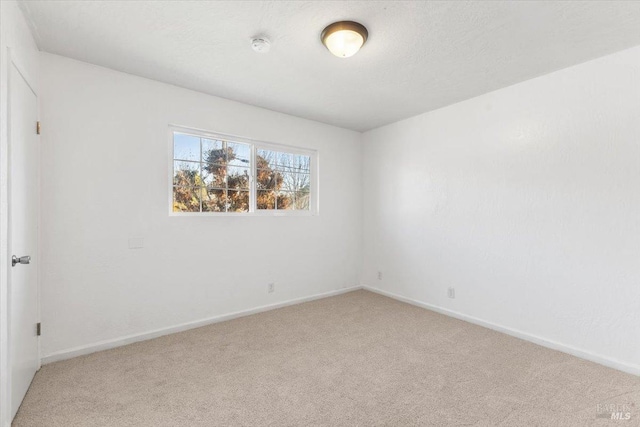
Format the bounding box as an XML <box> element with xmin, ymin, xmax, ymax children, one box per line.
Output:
<box><xmin>170</xmin><ymin>128</ymin><xmax>317</xmax><ymax>215</ymax></box>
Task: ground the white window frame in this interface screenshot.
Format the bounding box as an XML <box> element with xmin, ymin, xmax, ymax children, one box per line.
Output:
<box><xmin>168</xmin><ymin>125</ymin><xmax>319</xmax><ymax>216</ymax></box>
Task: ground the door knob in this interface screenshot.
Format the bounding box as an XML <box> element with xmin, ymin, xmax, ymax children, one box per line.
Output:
<box><xmin>11</xmin><ymin>255</ymin><xmax>31</xmax><ymax>267</ymax></box>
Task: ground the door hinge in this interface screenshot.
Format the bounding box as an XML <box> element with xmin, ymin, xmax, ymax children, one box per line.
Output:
<box><xmin>36</xmin><ymin>322</ymin><xmax>41</xmax><ymax>336</ymax></box>
<box><xmin>36</xmin><ymin>121</ymin><xmax>41</xmax><ymax>135</ymax></box>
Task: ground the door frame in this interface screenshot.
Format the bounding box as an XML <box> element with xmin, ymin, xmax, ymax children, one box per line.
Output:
<box><xmin>0</xmin><ymin>47</ymin><xmax>40</xmax><ymax>427</ymax></box>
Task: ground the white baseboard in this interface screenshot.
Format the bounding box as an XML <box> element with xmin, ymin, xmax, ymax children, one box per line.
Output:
<box><xmin>42</xmin><ymin>286</ymin><xmax>363</xmax><ymax>365</ymax></box>
<box><xmin>363</xmin><ymin>285</ymin><xmax>640</xmax><ymax>376</ymax></box>
<box><xmin>43</xmin><ymin>285</ymin><xmax>639</xmax><ymax>377</ymax></box>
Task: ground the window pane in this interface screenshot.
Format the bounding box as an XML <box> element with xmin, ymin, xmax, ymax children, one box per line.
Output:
<box><xmin>202</xmin><ymin>139</ymin><xmax>225</xmax><ymax>165</ymax></box>
<box><xmin>256</xmin><ymin>149</ymin><xmax>277</xmax><ymax>169</ymax></box>
<box><xmin>173</xmin><ymin>186</ymin><xmax>200</xmax><ymax>212</ymax></box>
<box><xmin>292</xmin><ymin>154</ymin><xmax>311</xmax><ymax>173</ymax></box>
<box><xmin>276</xmin><ymin>191</ymin><xmax>310</xmax><ymax>210</ymax></box>
<box><xmin>276</xmin><ymin>191</ymin><xmax>294</xmax><ymax>210</ymax></box>
<box><xmin>279</xmin><ymin>171</ymin><xmax>310</xmax><ymax>193</ymax></box>
<box><xmin>256</xmin><ymin>168</ymin><xmax>279</xmax><ymax>190</ymax></box>
<box><xmin>278</xmin><ymin>154</ymin><xmax>311</xmax><ymax>173</ymax></box>
<box><xmin>277</xmin><ymin>152</ymin><xmax>294</xmax><ymax>169</ymax></box>
<box><xmin>227</xmin><ymin>190</ymin><xmax>249</xmax><ymax>212</ymax></box>
<box><xmin>227</xmin><ymin>166</ymin><xmax>250</xmax><ymax>189</ymax></box>
<box><xmin>293</xmin><ymin>191</ymin><xmax>310</xmax><ymax>210</ymax></box>
<box><xmin>173</xmin><ymin>133</ymin><xmax>200</xmax><ymax>161</ymax></box>
<box><xmin>173</xmin><ymin>161</ymin><xmax>200</xmax><ymax>186</ymax></box>
<box><xmin>228</xmin><ymin>142</ymin><xmax>251</xmax><ymax>167</ymax></box>
<box><xmin>257</xmin><ymin>190</ymin><xmax>276</xmax><ymax>210</ymax></box>
<box><xmin>202</xmin><ymin>163</ymin><xmax>226</xmax><ymax>188</ymax></box>
<box><xmin>202</xmin><ymin>188</ymin><xmax>227</xmax><ymax>212</ymax></box>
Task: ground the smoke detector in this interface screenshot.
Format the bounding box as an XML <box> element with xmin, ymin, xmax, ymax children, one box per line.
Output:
<box><xmin>251</xmin><ymin>37</ymin><xmax>271</xmax><ymax>53</ymax></box>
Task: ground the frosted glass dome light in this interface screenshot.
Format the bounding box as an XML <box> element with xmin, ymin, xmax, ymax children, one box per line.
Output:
<box><xmin>321</xmin><ymin>21</ymin><xmax>368</xmax><ymax>58</ymax></box>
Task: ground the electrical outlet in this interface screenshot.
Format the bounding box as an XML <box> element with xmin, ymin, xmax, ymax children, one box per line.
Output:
<box><xmin>447</xmin><ymin>287</ymin><xmax>455</xmax><ymax>299</ymax></box>
<box><xmin>267</xmin><ymin>283</ymin><xmax>275</xmax><ymax>293</ymax></box>
<box><xmin>377</xmin><ymin>271</ymin><xmax>383</xmax><ymax>280</ymax></box>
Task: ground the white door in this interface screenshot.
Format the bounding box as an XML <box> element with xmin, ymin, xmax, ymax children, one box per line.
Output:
<box><xmin>9</xmin><ymin>62</ymin><xmax>39</xmax><ymax>420</ymax></box>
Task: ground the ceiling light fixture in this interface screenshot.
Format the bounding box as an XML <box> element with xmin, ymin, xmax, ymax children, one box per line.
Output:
<box><xmin>321</xmin><ymin>21</ymin><xmax>368</xmax><ymax>58</ymax></box>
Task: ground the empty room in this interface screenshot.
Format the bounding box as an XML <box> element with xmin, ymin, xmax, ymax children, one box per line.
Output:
<box><xmin>1</xmin><ymin>0</ymin><xmax>639</xmax><ymax>425</ymax></box>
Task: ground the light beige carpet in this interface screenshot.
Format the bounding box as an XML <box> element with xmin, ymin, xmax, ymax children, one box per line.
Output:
<box><xmin>13</xmin><ymin>290</ymin><xmax>640</xmax><ymax>426</ymax></box>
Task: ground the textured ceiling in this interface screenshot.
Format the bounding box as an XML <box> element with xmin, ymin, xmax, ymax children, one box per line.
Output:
<box><xmin>20</xmin><ymin>1</ymin><xmax>640</xmax><ymax>131</ymax></box>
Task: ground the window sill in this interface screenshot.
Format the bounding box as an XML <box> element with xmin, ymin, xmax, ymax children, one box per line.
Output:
<box><xmin>169</xmin><ymin>211</ymin><xmax>318</xmax><ymax>217</ymax></box>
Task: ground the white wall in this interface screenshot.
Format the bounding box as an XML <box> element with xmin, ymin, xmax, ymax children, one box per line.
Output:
<box><xmin>0</xmin><ymin>1</ymin><xmax>40</xmax><ymax>425</ymax></box>
<box><xmin>39</xmin><ymin>53</ymin><xmax>362</xmax><ymax>360</ymax></box>
<box><xmin>362</xmin><ymin>45</ymin><xmax>640</xmax><ymax>374</ymax></box>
